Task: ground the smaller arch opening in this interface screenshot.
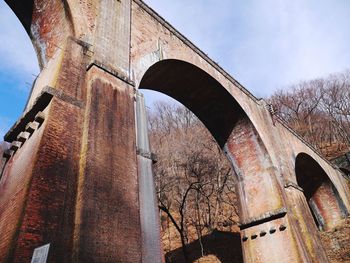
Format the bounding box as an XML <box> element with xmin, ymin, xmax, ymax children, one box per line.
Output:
<box><xmin>295</xmin><ymin>153</ymin><xmax>348</xmax><ymax>230</ymax></box>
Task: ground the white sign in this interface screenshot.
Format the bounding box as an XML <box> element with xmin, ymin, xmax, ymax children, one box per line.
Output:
<box><xmin>31</xmin><ymin>244</ymin><xmax>50</xmax><ymax>263</ymax></box>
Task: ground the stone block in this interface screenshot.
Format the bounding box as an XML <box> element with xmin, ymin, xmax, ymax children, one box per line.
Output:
<box><xmin>25</xmin><ymin>122</ymin><xmax>40</xmax><ymax>135</ymax></box>
<box><xmin>17</xmin><ymin>132</ymin><xmax>31</xmax><ymax>144</ymax></box>
<box><xmin>3</xmin><ymin>149</ymin><xmax>14</xmax><ymax>159</ymax></box>
<box><xmin>10</xmin><ymin>141</ymin><xmax>22</xmax><ymax>152</ymax></box>
<box><xmin>34</xmin><ymin>111</ymin><xmax>45</xmax><ymax>126</ymax></box>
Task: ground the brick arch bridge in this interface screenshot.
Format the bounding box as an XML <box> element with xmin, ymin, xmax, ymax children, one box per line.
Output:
<box><xmin>0</xmin><ymin>1</ymin><xmax>349</xmax><ymax>262</ymax></box>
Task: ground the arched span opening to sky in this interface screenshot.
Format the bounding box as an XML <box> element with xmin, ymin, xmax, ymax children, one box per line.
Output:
<box><xmin>0</xmin><ymin>2</ymin><xmax>39</xmax><ymax>139</ymax></box>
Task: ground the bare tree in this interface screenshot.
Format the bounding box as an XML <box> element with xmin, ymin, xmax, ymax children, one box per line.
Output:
<box><xmin>269</xmin><ymin>70</ymin><xmax>350</xmax><ymax>158</ymax></box>
<box><xmin>148</xmin><ymin>101</ymin><xmax>238</xmax><ymax>260</ymax></box>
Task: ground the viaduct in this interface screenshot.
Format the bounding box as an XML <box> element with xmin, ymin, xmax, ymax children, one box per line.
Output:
<box><xmin>0</xmin><ymin>1</ymin><xmax>349</xmax><ymax>262</ymax></box>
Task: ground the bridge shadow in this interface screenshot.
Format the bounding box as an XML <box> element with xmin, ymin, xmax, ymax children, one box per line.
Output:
<box><xmin>165</xmin><ymin>230</ymin><xmax>243</xmax><ymax>263</ymax></box>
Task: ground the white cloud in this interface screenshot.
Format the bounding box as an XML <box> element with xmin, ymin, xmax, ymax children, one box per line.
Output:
<box><xmin>231</xmin><ymin>0</ymin><xmax>350</xmax><ymax>96</ymax></box>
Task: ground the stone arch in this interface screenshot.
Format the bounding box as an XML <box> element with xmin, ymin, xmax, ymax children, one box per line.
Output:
<box><xmin>140</xmin><ymin>59</ymin><xmax>245</xmax><ymax>147</ymax></box>
<box><xmin>295</xmin><ymin>152</ymin><xmax>349</xmax><ymax>230</ymax></box>
<box><xmin>139</xmin><ymin>59</ymin><xmax>302</xmax><ymax>262</ymax></box>
<box><xmin>5</xmin><ymin>0</ymin><xmax>75</xmax><ymax>69</ymax></box>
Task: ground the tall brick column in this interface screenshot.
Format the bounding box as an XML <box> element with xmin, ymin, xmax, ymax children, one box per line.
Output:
<box><xmin>1</xmin><ymin>0</ymin><xmax>143</xmax><ymax>261</ymax></box>
<box><xmin>71</xmin><ymin>1</ymin><xmax>145</xmax><ymax>261</ymax></box>
<box><xmin>224</xmin><ymin>116</ymin><xmax>329</xmax><ymax>263</ymax></box>
<box><xmin>71</xmin><ymin>65</ymin><xmax>141</xmax><ymax>262</ymax></box>
<box><xmin>0</xmin><ymin>36</ymin><xmax>88</xmax><ymax>262</ymax></box>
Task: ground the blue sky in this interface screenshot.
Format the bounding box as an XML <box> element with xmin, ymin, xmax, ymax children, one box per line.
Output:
<box><xmin>1</xmin><ymin>0</ymin><xmax>350</xmax><ymax>138</ymax></box>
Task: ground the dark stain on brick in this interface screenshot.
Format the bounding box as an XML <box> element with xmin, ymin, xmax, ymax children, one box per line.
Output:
<box><xmin>76</xmin><ymin>78</ymin><xmax>141</xmax><ymax>262</ymax></box>
<box><xmin>3</xmin><ymin>99</ymin><xmax>83</xmax><ymax>263</ymax></box>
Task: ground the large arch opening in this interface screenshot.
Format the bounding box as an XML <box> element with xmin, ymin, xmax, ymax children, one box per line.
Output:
<box><xmin>138</xmin><ymin>59</ymin><xmax>287</xmax><ymax>262</ymax></box>
<box><xmin>141</xmin><ymin>92</ymin><xmax>242</xmax><ymax>262</ymax></box>
<box><xmin>139</xmin><ymin>60</ymin><xmax>284</xmax><ymax>217</ymax></box>
<box><xmin>0</xmin><ymin>1</ymin><xmax>39</xmax><ymax>140</ymax></box>
<box><xmin>140</xmin><ymin>59</ymin><xmax>245</xmax><ymax>147</ymax></box>
<box><xmin>295</xmin><ymin>153</ymin><xmax>348</xmax><ymax>231</ymax></box>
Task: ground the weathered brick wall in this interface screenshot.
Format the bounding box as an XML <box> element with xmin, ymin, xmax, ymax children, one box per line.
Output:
<box><xmin>73</xmin><ymin>66</ymin><xmax>141</xmax><ymax>262</ymax></box>
<box><xmin>225</xmin><ymin>116</ymin><xmax>284</xmax><ymax>220</ymax></box>
<box><xmin>309</xmin><ymin>183</ymin><xmax>346</xmax><ymax>230</ymax></box>
<box><xmin>12</xmin><ymin>99</ymin><xmax>83</xmax><ymax>262</ymax></box>
<box><xmin>0</xmin><ymin>116</ymin><xmax>46</xmax><ymax>262</ymax></box>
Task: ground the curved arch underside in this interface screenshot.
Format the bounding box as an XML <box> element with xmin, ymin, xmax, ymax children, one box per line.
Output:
<box><xmin>295</xmin><ymin>153</ymin><xmax>348</xmax><ymax>230</ymax></box>
<box><xmin>296</xmin><ymin>153</ymin><xmax>332</xmax><ymax>199</ymax></box>
<box><xmin>5</xmin><ymin>0</ymin><xmax>74</xmax><ymax>69</ymax></box>
<box><xmin>140</xmin><ymin>59</ymin><xmax>245</xmax><ymax>147</ymax></box>
<box><xmin>5</xmin><ymin>0</ymin><xmax>34</xmax><ymax>34</ymax></box>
